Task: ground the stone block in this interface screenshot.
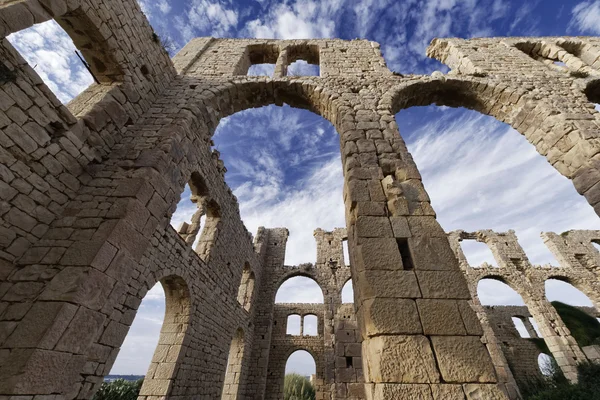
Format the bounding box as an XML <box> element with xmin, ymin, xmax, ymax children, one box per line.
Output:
<box><xmin>415</xmin><ymin>271</ymin><xmax>471</xmax><ymax>299</ymax></box>
<box><xmin>355</xmin><ymin>238</ymin><xmax>403</xmax><ymax>271</ymax></box>
<box><xmin>463</xmin><ymin>384</ymin><xmax>508</xmax><ymax>399</ymax></box>
<box><xmin>354</xmin><ymin>270</ymin><xmax>421</xmax><ymax>300</ymax></box>
<box><xmin>431</xmin><ymin>336</ymin><xmax>497</xmax><ymax>383</ymax></box>
<box><xmin>431</xmin><ymin>384</ymin><xmax>465</xmax><ymax>399</ymax></box>
<box><xmin>390</xmin><ymin>216</ymin><xmax>411</xmax><ymax>238</ymax></box>
<box><xmin>362</xmin><ymin>335</ymin><xmax>439</xmax><ymax>383</ymax></box>
<box><xmin>355</xmin><ymin>216</ymin><xmax>393</xmax><ymax>238</ymax></box>
<box><xmin>409</xmin><ymin>236</ymin><xmax>459</xmax><ymax>270</ymax></box>
<box><xmin>457</xmin><ymin>301</ymin><xmax>483</xmax><ymax>336</ymax></box>
<box><xmin>365</xmin><ymin>383</ymin><xmax>433</xmax><ymax>400</ymax></box>
<box><xmin>362</xmin><ymin>298</ymin><xmax>422</xmax><ymax>336</ymax></box>
<box><xmin>417</xmin><ymin>299</ymin><xmax>467</xmax><ymax>335</ymax></box>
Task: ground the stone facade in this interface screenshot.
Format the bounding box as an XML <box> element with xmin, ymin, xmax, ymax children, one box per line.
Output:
<box><xmin>1</xmin><ymin>0</ymin><xmax>600</xmax><ymax>399</ymax></box>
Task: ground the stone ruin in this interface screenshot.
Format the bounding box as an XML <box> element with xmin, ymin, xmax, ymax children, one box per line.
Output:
<box><xmin>1</xmin><ymin>0</ymin><xmax>600</xmax><ymax>399</ymax></box>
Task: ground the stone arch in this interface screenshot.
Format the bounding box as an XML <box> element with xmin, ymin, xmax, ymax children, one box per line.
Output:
<box><xmin>341</xmin><ymin>278</ymin><xmax>354</xmax><ymax>304</ymax></box>
<box><xmin>221</xmin><ymin>327</ymin><xmax>246</xmax><ymax>400</ymax></box>
<box><xmin>138</xmin><ymin>275</ymin><xmax>192</xmax><ymax>398</ymax></box>
<box><xmin>274</xmin><ymin>273</ymin><xmax>325</xmax><ymax>304</ymax></box>
<box><xmin>544</xmin><ymin>276</ymin><xmax>597</xmax><ymax>309</ymax></box>
<box><xmin>384</xmin><ymin>77</ymin><xmax>600</xmax><ymax>213</ymax></box>
<box><xmin>476</xmin><ymin>277</ymin><xmax>527</xmax><ymax>306</ymax></box>
<box><xmin>237</xmin><ymin>262</ymin><xmax>255</xmax><ymax>312</ymax></box>
<box><xmin>184</xmin><ymin>79</ymin><xmax>345</xmax><ymax>138</ymax></box>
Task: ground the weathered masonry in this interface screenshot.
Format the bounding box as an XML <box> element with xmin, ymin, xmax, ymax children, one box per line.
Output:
<box><xmin>1</xmin><ymin>0</ymin><xmax>600</xmax><ymax>399</ymax></box>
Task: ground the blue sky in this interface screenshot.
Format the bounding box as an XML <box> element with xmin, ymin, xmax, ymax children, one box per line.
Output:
<box><xmin>7</xmin><ymin>0</ymin><xmax>600</xmax><ymax>377</ymax></box>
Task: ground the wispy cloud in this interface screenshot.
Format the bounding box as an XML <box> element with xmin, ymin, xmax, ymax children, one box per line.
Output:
<box><xmin>7</xmin><ymin>20</ymin><xmax>94</xmax><ymax>103</ymax></box>
<box><xmin>570</xmin><ymin>0</ymin><xmax>600</xmax><ymax>34</ymax></box>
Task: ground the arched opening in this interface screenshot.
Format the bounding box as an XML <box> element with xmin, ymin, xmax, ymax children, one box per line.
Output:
<box><xmin>537</xmin><ymin>353</ymin><xmax>554</xmax><ymax>376</ymax></box>
<box><xmin>460</xmin><ymin>240</ymin><xmax>497</xmax><ymax>268</ymax></box>
<box><xmin>585</xmin><ymin>79</ymin><xmax>600</xmax><ymax>110</ymax></box>
<box><xmin>108</xmin><ymin>283</ymin><xmax>165</xmax><ymax>379</ymax></box>
<box><xmin>303</xmin><ymin>315</ymin><xmax>318</xmax><ymax>336</ymax></box>
<box><xmin>341</xmin><ymin>279</ymin><xmax>354</xmax><ymax>304</ymax></box>
<box><xmin>287</xmin><ymin>314</ymin><xmax>301</xmax><ymax>335</ymax></box>
<box><xmin>6</xmin><ymin>19</ymin><xmax>94</xmax><ymax>104</ymax></box>
<box><xmin>221</xmin><ymin>328</ymin><xmax>245</xmax><ymax>399</ymax></box>
<box><xmin>171</xmin><ymin>173</ymin><xmax>210</xmax><ymax>249</ymax></box>
<box><xmin>284</xmin><ymin>350</ymin><xmax>317</xmax><ymax>397</ymax></box>
<box><xmin>545</xmin><ymin>279</ymin><xmax>594</xmax><ymax>307</ymax></box>
<box><xmin>275</xmin><ymin>276</ymin><xmax>324</xmax><ymax>304</ymax></box>
<box><xmin>211</xmin><ymin>103</ymin><xmax>344</xmax><ymax>267</ymax></box>
<box><xmin>236</xmin><ymin>262</ymin><xmax>255</xmax><ymax>312</ymax></box>
<box><xmin>477</xmin><ymin>278</ymin><xmax>525</xmax><ymax>306</ymax></box>
<box><xmin>110</xmin><ymin>276</ymin><xmax>191</xmax><ymax>397</ymax></box>
<box><xmin>392</xmin><ymin>82</ymin><xmax>600</xmax><ymax>268</ymax></box>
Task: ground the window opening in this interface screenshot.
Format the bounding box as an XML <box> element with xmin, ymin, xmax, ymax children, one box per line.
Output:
<box><xmin>237</xmin><ymin>263</ymin><xmax>255</xmax><ymax>311</ymax></box>
<box><xmin>285</xmin><ymin>350</ymin><xmax>317</xmax><ymax>390</ymax></box>
<box><xmin>109</xmin><ymin>283</ymin><xmax>165</xmax><ymax>378</ymax></box>
<box><xmin>345</xmin><ymin>356</ymin><xmax>353</xmax><ymax>368</ymax></box>
<box><xmin>286</xmin><ymin>44</ymin><xmax>320</xmax><ymax>77</ymax></box>
<box><xmin>341</xmin><ymin>280</ymin><xmax>354</xmax><ymax>304</ymax></box>
<box><xmin>303</xmin><ymin>315</ymin><xmax>318</xmax><ymax>336</ymax></box>
<box><xmin>529</xmin><ymin>317</ymin><xmax>543</xmax><ymax>337</ymax></box>
<box><xmin>6</xmin><ymin>19</ymin><xmax>94</xmax><ymax>104</ymax></box>
<box><xmin>545</xmin><ymin>279</ymin><xmax>594</xmax><ymax>307</ymax></box>
<box><xmin>593</xmin><ymin>241</ymin><xmax>600</xmax><ymax>253</ymax></box>
<box><xmin>396</xmin><ymin>238</ymin><xmax>414</xmax><ymax>270</ymax></box>
<box><xmin>538</xmin><ymin>353</ymin><xmax>554</xmax><ymax>376</ymax></box>
<box><xmin>221</xmin><ymin>328</ymin><xmax>245</xmax><ymax>399</ymax></box>
<box><xmin>342</xmin><ymin>239</ymin><xmax>350</xmax><ymax>266</ymax></box>
<box><xmin>477</xmin><ymin>279</ymin><xmax>525</xmax><ymax>306</ymax></box>
<box><xmin>276</xmin><ymin>277</ymin><xmax>324</xmax><ymax>304</ymax></box>
<box><xmin>286</xmin><ymin>314</ymin><xmax>301</xmax><ymax>335</ymax></box>
<box><xmin>236</xmin><ymin>43</ymin><xmax>279</xmax><ymax>76</ymax></box>
<box><xmin>511</xmin><ymin>317</ymin><xmax>531</xmax><ymax>338</ymax></box>
<box><xmin>460</xmin><ymin>240</ymin><xmax>497</xmax><ymax>268</ymax></box>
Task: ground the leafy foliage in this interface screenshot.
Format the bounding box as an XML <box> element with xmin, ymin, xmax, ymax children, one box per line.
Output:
<box><xmin>523</xmin><ymin>361</ymin><xmax>600</xmax><ymax>400</ymax></box>
<box><xmin>284</xmin><ymin>373</ymin><xmax>315</xmax><ymax>400</ymax></box>
<box><xmin>552</xmin><ymin>301</ymin><xmax>600</xmax><ymax>347</ymax></box>
<box><xmin>93</xmin><ymin>378</ymin><xmax>143</xmax><ymax>400</ymax></box>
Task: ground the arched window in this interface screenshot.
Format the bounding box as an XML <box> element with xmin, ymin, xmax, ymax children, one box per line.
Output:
<box><xmin>171</xmin><ymin>173</ymin><xmax>210</xmax><ymax>249</ymax></box>
<box><xmin>275</xmin><ymin>276</ymin><xmax>324</xmax><ymax>304</ymax></box>
<box><xmin>460</xmin><ymin>240</ymin><xmax>497</xmax><ymax>268</ymax></box>
<box><xmin>285</xmin><ymin>350</ymin><xmax>316</xmax><ymax>377</ymax></box>
<box><xmin>109</xmin><ymin>276</ymin><xmax>191</xmax><ymax>397</ymax></box>
<box><xmin>341</xmin><ymin>280</ymin><xmax>354</xmax><ymax>304</ymax></box>
<box><xmin>545</xmin><ymin>279</ymin><xmax>594</xmax><ymax>307</ymax></box>
<box><xmin>237</xmin><ymin>262</ymin><xmax>255</xmax><ymax>311</ymax></box>
<box><xmin>477</xmin><ymin>279</ymin><xmax>525</xmax><ymax>306</ymax></box>
<box><xmin>109</xmin><ymin>283</ymin><xmax>165</xmax><ymax>377</ymax></box>
<box><xmin>538</xmin><ymin>353</ymin><xmax>554</xmax><ymax>376</ymax></box>
<box><xmin>303</xmin><ymin>315</ymin><xmax>318</xmax><ymax>336</ymax></box>
<box><xmin>287</xmin><ymin>315</ymin><xmax>301</xmax><ymax>335</ymax></box>
<box><xmin>222</xmin><ymin>328</ymin><xmax>245</xmax><ymax>399</ymax></box>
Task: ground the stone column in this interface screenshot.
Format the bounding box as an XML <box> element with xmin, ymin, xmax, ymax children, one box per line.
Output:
<box><xmin>340</xmin><ymin>104</ymin><xmax>506</xmax><ymax>399</ymax></box>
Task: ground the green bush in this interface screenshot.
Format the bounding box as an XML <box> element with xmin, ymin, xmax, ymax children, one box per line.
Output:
<box><xmin>523</xmin><ymin>361</ymin><xmax>600</xmax><ymax>400</ymax></box>
<box><xmin>284</xmin><ymin>373</ymin><xmax>315</xmax><ymax>400</ymax></box>
<box><xmin>552</xmin><ymin>301</ymin><xmax>600</xmax><ymax>347</ymax></box>
<box><xmin>93</xmin><ymin>378</ymin><xmax>143</xmax><ymax>400</ymax></box>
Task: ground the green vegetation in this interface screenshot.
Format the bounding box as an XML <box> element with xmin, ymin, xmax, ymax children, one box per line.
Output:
<box><xmin>284</xmin><ymin>373</ymin><xmax>315</xmax><ymax>400</ymax></box>
<box><xmin>92</xmin><ymin>378</ymin><xmax>143</xmax><ymax>400</ymax></box>
<box><xmin>552</xmin><ymin>301</ymin><xmax>600</xmax><ymax>347</ymax></box>
<box><xmin>522</xmin><ymin>361</ymin><xmax>600</xmax><ymax>400</ymax></box>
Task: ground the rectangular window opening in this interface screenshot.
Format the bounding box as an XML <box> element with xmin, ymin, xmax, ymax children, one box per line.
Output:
<box><xmin>511</xmin><ymin>317</ymin><xmax>531</xmax><ymax>338</ymax></box>
<box><xmin>286</xmin><ymin>44</ymin><xmax>320</xmax><ymax>77</ymax></box>
<box><xmin>396</xmin><ymin>239</ymin><xmax>414</xmax><ymax>271</ymax></box>
<box><xmin>345</xmin><ymin>356</ymin><xmax>353</xmax><ymax>368</ymax></box>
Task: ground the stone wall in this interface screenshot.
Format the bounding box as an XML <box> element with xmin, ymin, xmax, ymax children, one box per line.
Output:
<box><xmin>1</xmin><ymin>1</ymin><xmax>600</xmax><ymax>399</ymax></box>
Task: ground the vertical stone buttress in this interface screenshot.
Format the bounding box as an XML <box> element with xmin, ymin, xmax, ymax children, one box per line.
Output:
<box><xmin>341</xmin><ymin>97</ymin><xmax>507</xmax><ymax>399</ymax></box>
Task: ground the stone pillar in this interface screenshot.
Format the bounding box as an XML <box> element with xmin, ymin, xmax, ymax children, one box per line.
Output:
<box><xmin>340</xmin><ymin>106</ymin><xmax>506</xmax><ymax>399</ymax></box>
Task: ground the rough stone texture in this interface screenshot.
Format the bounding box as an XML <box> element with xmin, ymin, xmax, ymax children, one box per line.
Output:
<box><xmin>1</xmin><ymin>1</ymin><xmax>600</xmax><ymax>398</ymax></box>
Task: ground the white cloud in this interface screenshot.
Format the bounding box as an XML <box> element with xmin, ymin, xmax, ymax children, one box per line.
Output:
<box><xmin>570</xmin><ymin>0</ymin><xmax>600</xmax><ymax>35</ymax></box>
<box><xmin>176</xmin><ymin>0</ymin><xmax>239</xmax><ymax>43</ymax></box>
<box><xmin>403</xmin><ymin>107</ymin><xmax>600</xmax><ymax>306</ymax></box>
<box><xmin>244</xmin><ymin>2</ymin><xmax>336</xmax><ymax>39</ymax></box>
<box><xmin>7</xmin><ymin>20</ymin><xmax>94</xmax><ymax>103</ymax></box>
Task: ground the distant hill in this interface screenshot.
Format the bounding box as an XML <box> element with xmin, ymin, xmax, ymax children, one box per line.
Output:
<box><xmin>104</xmin><ymin>375</ymin><xmax>144</xmax><ymax>382</ymax></box>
